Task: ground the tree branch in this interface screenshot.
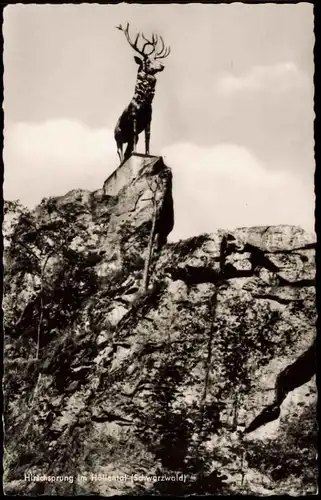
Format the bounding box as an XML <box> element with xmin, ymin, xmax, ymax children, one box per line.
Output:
<box><xmin>36</xmin><ymin>252</ymin><xmax>53</xmax><ymax>360</ymax></box>
<box><xmin>141</xmin><ymin>178</ymin><xmax>160</xmax><ymax>293</ymax></box>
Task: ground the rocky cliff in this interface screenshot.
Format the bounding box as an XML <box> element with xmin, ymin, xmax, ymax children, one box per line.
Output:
<box><xmin>3</xmin><ymin>154</ymin><xmax>317</xmax><ymax>496</ymax></box>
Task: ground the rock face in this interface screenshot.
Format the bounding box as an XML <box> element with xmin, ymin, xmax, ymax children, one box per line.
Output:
<box><xmin>3</xmin><ymin>155</ymin><xmax>317</xmax><ymax>496</ymax></box>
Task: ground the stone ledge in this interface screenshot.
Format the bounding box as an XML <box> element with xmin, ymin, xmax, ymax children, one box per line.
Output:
<box><xmin>103</xmin><ymin>153</ymin><xmax>164</xmax><ymax>197</ymax></box>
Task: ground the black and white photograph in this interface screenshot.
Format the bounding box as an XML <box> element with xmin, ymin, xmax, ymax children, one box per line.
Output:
<box><xmin>2</xmin><ymin>2</ymin><xmax>317</xmax><ymax>496</ymax></box>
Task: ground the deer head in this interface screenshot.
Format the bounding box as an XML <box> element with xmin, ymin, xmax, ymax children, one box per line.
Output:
<box><xmin>116</xmin><ymin>22</ymin><xmax>170</xmax><ymax>75</ymax></box>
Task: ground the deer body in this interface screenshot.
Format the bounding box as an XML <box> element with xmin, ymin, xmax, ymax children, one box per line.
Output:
<box><xmin>114</xmin><ymin>23</ymin><xmax>170</xmax><ymax>163</ymax></box>
<box><xmin>114</xmin><ymin>72</ymin><xmax>156</xmax><ymax>160</ymax></box>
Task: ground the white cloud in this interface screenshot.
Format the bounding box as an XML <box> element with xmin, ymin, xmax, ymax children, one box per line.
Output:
<box><xmin>4</xmin><ymin>120</ymin><xmax>314</xmax><ymax>241</ymax></box>
<box><xmin>161</xmin><ymin>142</ymin><xmax>314</xmax><ymax>241</ymax></box>
<box><xmin>217</xmin><ymin>62</ymin><xmax>309</xmax><ymax>94</ymax></box>
<box><xmin>4</xmin><ymin>119</ymin><xmax>118</xmax><ymax>206</ymax></box>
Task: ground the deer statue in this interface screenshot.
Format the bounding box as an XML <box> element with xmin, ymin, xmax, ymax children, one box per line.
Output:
<box><xmin>114</xmin><ymin>23</ymin><xmax>170</xmax><ymax>163</ymax></box>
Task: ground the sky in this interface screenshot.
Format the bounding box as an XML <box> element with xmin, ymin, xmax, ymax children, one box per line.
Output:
<box><xmin>3</xmin><ymin>3</ymin><xmax>315</xmax><ymax>241</ymax></box>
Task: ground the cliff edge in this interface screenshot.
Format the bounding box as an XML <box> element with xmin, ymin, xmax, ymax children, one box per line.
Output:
<box><xmin>3</xmin><ymin>155</ymin><xmax>317</xmax><ymax>496</ymax></box>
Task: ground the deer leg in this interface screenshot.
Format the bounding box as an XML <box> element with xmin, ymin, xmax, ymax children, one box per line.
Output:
<box><xmin>116</xmin><ymin>141</ymin><xmax>123</xmax><ymax>163</ymax></box>
<box><xmin>134</xmin><ymin>132</ymin><xmax>139</xmax><ymax>148</ymax></box>
<box><xmin>145</xmin><ymin>121</ymin><xmax>151</xmax><ymax>155</ymax></box>
<box><xmin>132</xmin><ymin>110</ymin><xmax>138</xmax><ymax>154</ymax></box>
<box><xmin>124</xmin><ymin>139</ymin><xmax>134</xmax><ymax>161</ymax></box>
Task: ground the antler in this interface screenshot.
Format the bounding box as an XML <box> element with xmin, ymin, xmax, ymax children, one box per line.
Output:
<box><xmin>116</xmin><ymin>22</ymin><xmax>151</xmax><ymax>58</ymax></box>
<box><xmin>142</xmin><ymin>32</ymin><xmax>171</xmax><ymax>59</ymax></box>
<box><xmin>116</xmin><ymin>23</ymin><xmax>170</xmax><ymax>59</ymax></box>
<box><xmin>141</xmin><ymin>33</ymin><xmax>159</xmax><ymax>55</ymax></box>
<box><xmin>154</xmin><ymin>35</ymin><xmax>171</xmax><ymax>59</ymax></box>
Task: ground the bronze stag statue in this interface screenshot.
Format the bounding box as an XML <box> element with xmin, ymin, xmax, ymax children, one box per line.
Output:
<box><xmin>114</xmin><ymin>23</ymin><xmax>170</xmax><ymax>163</ymax></box>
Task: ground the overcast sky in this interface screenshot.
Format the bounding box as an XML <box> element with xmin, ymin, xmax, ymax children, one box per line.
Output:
<box><xmin>3</xmin><ymin>3</ymin><xmax>315</xmax><ymax>241</ymax></box>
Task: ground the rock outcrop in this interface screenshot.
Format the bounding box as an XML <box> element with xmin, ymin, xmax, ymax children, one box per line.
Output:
<box><xmin>3</xmin><ymin>155</ymin><xmax>317</xmax><ymax>496</ymax></box>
